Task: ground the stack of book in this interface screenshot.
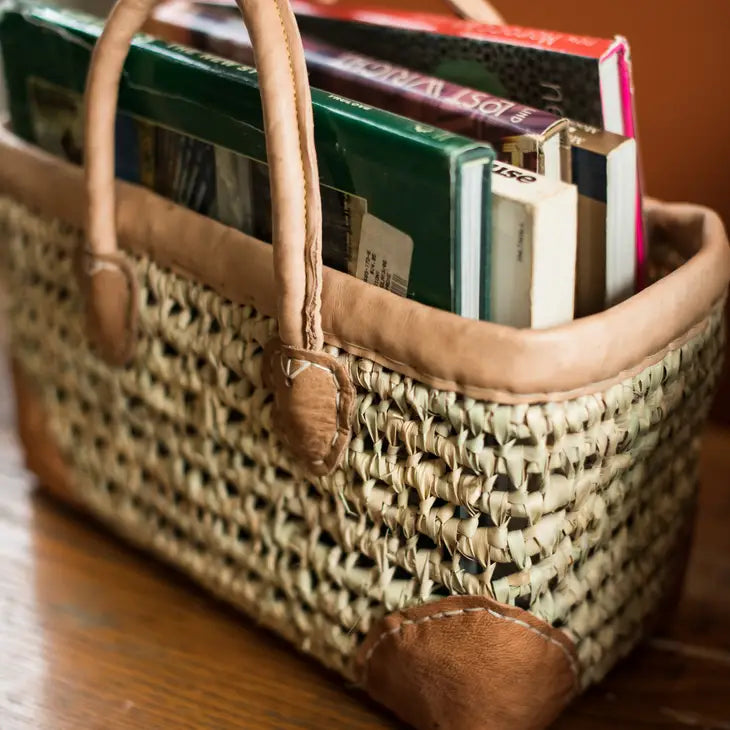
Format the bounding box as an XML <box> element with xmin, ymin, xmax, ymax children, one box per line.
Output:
<box><xmin>0</xmin><ymin>0</ymin><xmax>643</xmax><ymax>327</ymax></box>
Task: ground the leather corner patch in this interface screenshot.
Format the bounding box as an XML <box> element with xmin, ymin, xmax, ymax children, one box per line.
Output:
<box><xmin>263</xmin><ymin>338</ymin><xmax>355</xmax><ymax>476</ymax></box>
<box><xmin>356</xmin><ymin>594</ymin><xmax>580</xmax><ymax>730</ymax></box>
<box><xmin>76</xmin><ymin>248</ymin><xmax>138</xmax><ymax>366</ymax></box>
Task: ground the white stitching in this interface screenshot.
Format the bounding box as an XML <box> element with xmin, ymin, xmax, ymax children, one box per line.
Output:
<box><xmin>81</xmin><ymin>252</ymin><xmax>136</xmax><ymax>360</ymax></box>
<box><xmin>282</xmin><ymin>357</ymin><xmax>335</xmax><ymax>382</ymax></box>
<box><xmin>86</xmin><ymin>257</ymin><xmax>124</xmax><ymax>277</ymax></box>
<box><xmin>361</xmin><ymin>606</ymin><xmax>579</xmax><ymax>691</ymax></box>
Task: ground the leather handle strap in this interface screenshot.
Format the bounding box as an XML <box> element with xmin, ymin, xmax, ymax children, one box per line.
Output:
<box><xmin>84</xmin><ymin>0</ymin><xmax>323</xmax><ymax>363</ymax></box>
<box><xmin>84</xmin><ymin>0</ymin><xmax>355</xmax><ymax>476</ymax></box>
<box><xmin>441</xmin><ymin>0</ymin><xmax>504</xmax><ymax>23</ymax></box>
<box><xmin>81</xmin><ymin>0</ymin><xmax>503</xmax><ymax>472</ymax></box>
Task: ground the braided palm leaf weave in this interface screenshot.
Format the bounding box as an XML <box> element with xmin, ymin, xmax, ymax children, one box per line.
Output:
<box><xmin>0</xmin><ymin>196</ymin><xmax>724</xmax><ymax>687</ymax></box>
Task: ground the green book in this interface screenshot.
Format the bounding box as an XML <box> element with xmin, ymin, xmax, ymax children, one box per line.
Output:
<box><xmin>0</xmin><ymin>3</ymin><xmax>496</xmax><ymax>318</ymax></box>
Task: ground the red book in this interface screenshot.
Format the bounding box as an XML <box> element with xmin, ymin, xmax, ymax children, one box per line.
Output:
<box><xmin>193</xmin><ymin>0</ymin><xmax>636</xmax><ymax>134</ymax></box>
<box><xmin>301</xmin><ymin>7</ymin><xmax>622</xmax><ymax>59</ymax></box>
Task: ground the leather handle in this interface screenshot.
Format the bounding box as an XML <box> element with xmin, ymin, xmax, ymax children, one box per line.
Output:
<box><xmin>83</xmin><ymin>0</ymin><xmax>324</xmax><ymax>364</ymax></box>
<box><xmin>309</xmin><ymin>0</ymin><xmax>504</xmax><ymax>23</ymax></box>
<box><xmin>441</xmin><ymin>0</ymin><xmax>504</xmax><ymax>23</ymax></box>
<box><xmin>83</xmin><ymin>0</ymin><xmax>355</xmax><ymax>476</ymax></box>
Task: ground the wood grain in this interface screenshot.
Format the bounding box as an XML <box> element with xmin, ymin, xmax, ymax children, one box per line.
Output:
<box><xmin>1</xmin><ymin>347</ymin><xmax>729</xmax><ymax>729</ymax></box>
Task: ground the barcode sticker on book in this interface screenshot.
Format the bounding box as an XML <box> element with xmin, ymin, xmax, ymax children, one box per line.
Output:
<box><xmin>355</xmin><ymin>213</ymin><xmax>413</xmax><ymax>297</ymax></box>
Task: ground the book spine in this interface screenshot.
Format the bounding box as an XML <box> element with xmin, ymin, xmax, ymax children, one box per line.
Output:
<box><xmin>148</xmin><ymin>3</ymin><xmax>561</xmax><ymax>171</ymax></box>
<box><xmin>611</xmin><ymin>40</ymin><xmax>636</xmax><ymax>139</ymax></box>
<box><xmin>570</xmin><ymin>141</ymin><xmax>608</xmax><ymax>318</ymax></box>
<box><xmin>594</xmin><ymin>38</ymin><xmax>645</xmax><ymax>288</ymax></box>
<box><xmin>489</xmin><ymin>162</ymin><xmax>576</xmax><ymax>328</ymax></box>
<box><xmin>289</xmin><ymin>1</ymin><xmax>614</xmax><ymax>57</ymax></box>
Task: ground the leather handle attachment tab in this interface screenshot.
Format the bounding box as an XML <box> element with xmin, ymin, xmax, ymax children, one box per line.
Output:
<box><xmin>83</xmin><ymin>0</ymin><xmax>355</xmax><ymax>475</ymax></box>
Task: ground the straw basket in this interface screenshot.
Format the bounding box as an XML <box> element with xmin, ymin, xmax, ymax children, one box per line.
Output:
<box><xmin>1</xmin><ymin>0</ymin><xmax>728</xmax><ymax>727</ymax></box>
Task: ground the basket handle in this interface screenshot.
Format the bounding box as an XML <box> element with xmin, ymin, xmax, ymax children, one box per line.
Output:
<box><xmin>82</xmin><ymin>0</ymin><xmax>507</xmax><ymax>367</ymax></box>
<box><xmin>82</xmin><ymin>0</ymin><xmax>356</xmax><ymax>475</ymax></box>
<box><xmin>438</xmin><ymin>0</ymin><xmax>504</xmax><ymax>22</ymax></box>
<box><xmin>82</xmin><ymin>0</ymin><xmax>504</xmax><ymax>353</ymax></box>
<box><xmin>83</xmin><ymin>0</ymin><xmax>324</xmax><ymax>362</ymax></box>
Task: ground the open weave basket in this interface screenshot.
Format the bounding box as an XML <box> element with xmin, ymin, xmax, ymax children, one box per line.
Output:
<box><xmin>2</xmin><ymin>193</ymin><xmax>727</xmax><ymax>676</ymax></box>
<box><xmin>1</xmin><ymin>0</ymin><xmax>729</xmax><ymax>728</ymax></box>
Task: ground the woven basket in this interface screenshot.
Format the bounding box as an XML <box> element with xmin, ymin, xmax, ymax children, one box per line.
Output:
<box><xmin>2</xmin><ymin>0</ymin><xmax>729</xmax><ymax>728</ymax></box>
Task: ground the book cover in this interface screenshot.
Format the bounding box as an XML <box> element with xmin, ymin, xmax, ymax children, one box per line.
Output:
<box><xmin>0</xmin><ymin>3</ymin><xmax>496</xmax><ymax>318</ymax></box>
<box><xmin>569</xmin><ymin>122</ymin><xmax>637</xmax><ymax>316</ymax></box>
<box><xmin>146</xmin><ymin>0</ymin><xmax>568</xmax><ymax>179</ymax></box>
<box><xmin>24</xmin><ymin>76</ymin><xmax>363</xmax><ymax>275</ymax></box>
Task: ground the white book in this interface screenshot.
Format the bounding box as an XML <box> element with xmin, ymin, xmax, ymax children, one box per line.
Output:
<box><xmin>487</xmin><ymin>162</ymin><xmax>578</xmax><ymax>328</ymax></box>
<box><xmin>569</xmin><ymin>122</ymin><xmax>638</xmax><ymax>316</ymax></box>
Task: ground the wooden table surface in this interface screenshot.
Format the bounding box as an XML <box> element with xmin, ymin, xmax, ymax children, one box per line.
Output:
<box><xmin>1</xmin><ymin>350</ymin><xmax>730</xmax><ymax>730</ymax></box>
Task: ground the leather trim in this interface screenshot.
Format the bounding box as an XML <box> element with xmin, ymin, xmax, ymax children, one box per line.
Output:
<box><xmin>262</xmin><ymin>0</ymin><xmax>325</xmax><ymax>352</ymax></box>
<box><xmin>10</xmin><ymin>360</ymin><xmax>79</xmax><ymax>506</ymax></box>
<box><xmin>263</xmin><ymin>337</ymin><xmax>355</xmax><ymax>475</ymax></box>
<box><xmin>1</xmin><ymin>127</ymin><xmax>728</xmax><ymax>403</ymax></box>
<box><xmin>356</xmin><ymin>595</ymin><xmax>579</xmax><ymax>730</ymax></box>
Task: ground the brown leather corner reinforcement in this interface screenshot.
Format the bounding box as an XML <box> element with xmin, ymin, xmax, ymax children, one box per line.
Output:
<box><xmin>10</xmin><ymin>360</ymin><xmax>79</xmax><ymax>506</ymax></box>
<box><xmin>356</xmin><ymin>594</ymin><xmax>580</xmax><ymax>730</ymax></box>
<box><xmin>75</xmin><ymin>247</ymin><xmax>138</xmax><ymax>366</ymax></box>
<box><xmin>262</xmin><ymin>338</ymin><xmax>355</xmax><ymax>476</ymax></box>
